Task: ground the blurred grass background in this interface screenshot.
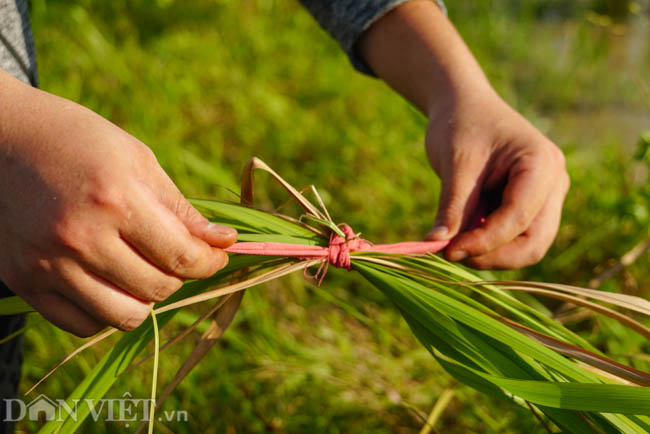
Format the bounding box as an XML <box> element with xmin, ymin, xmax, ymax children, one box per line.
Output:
<box><xmin>16</xmin><ymin>0</ymin><xmax>650</xmax><ymax>432</ymax></box>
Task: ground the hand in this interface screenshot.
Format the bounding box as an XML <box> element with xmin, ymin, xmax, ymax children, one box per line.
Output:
<box><xmin>424</xmin><ymin>88</ymin><xmax>569</xmax><ymax>269</ymax></box>
<box><xmin>0</xmin><ymin>71</ymin><xmax>237</xmax><ymax>337</ymax></box>
<box><xmin>357</xmin><ymin>1</ymin><xmax>569</xmax><ymax>269</ymax></box>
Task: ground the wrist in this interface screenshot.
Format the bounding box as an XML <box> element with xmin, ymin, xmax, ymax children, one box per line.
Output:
<box><xmin>425</xmin><ymin>78</ymin><xmax>499</xmax><ymax>132</ymax></box>
<box><xmin>425</xmin><ymin>78</ymin><xmax>496</xmax><ymax>122</ymax></box>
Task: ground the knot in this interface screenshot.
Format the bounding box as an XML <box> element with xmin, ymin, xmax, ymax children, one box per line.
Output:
<box><xmin>326</xmin><ymin>224</ymin><xmax>372</xmax><ymax>270</ymax></box>
<box><xmin>225</xmin><ymin>220</ymin><xmax>455</xmax><ymax>286</ymax></box>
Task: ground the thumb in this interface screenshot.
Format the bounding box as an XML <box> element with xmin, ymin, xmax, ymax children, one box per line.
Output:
<box><xmin>426</xmin><ymin>160</ymin><xmax>484</xmax><ymax>241</ymax></box>
<box><xmin>168</xmin><ymin>189</ymin><xmax>238</xmax><ymax>249</ymax></box>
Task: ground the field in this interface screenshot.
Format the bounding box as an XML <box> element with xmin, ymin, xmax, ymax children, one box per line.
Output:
<box><xmin>16</xmin><ymin>0</ymin><xmax>650</xmax><ymax>432</ymax></box>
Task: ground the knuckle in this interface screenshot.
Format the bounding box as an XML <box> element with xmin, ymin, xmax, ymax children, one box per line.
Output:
<box><xmin>150</xmin><ymin>278</ymin><xmax>183</xmax><ymax>302</ymax></box>
<box><xmin>52</xmin><ymin>261</ymin><xmax>80</xmax><ymax>290</ymax></box>
<box><xmin>51</xmin><ymin>216</ymin><xmax>86</xmax><ymax>253</ymax></box>
<box><xmin>169</xmin><ymin>249</ymin><xmax>199</xmax><ymax>275</ymax></box>
<box><xmin>472</xmin><ymin>239</ymin><xmax>492</xmax><ymax>255</ymax></box>
<box><xmin>174</xmin><ymin>198</ymin><xmax>204</xmax><ymax>228</ymax></box>
<box><xmin>440</xmin><ymin>202</ymin><xmax>464</xmax><ymax>229</ymax></box>
<box><xmin>179</xmin><ymin>201</ymin><xmax>200</xmax><ymax>222</ymax></box>
<box><xmin>24</xmin><ymin>257</ymin><xmax>54</xmax><ymax>277</ymax></box>
<box><xmin>138</xmin><ymin>143</ymin><xmax>158</xmax><ymax>162</ymax></box>
<box><xmin>467</xmin><ymin>230</ymin><xmax>493</xmax><ymax>255</ymax></box>
<box><xmin>528</xmin><ymin>245</ymin><xmax>548</xmax><ymax>265</ymax></box>
<box><xmin>169</xmin><ymin>193</ymin><xmax>191</xmax><ymax>218</ymax></box>
<box><xmin>549</xmin><ymin>145</ymin><xmax>567</xmax><ymax>167</ymax></box>
<box><xmin>86</xmin><ymin>176</ymin><xmax>128</xmax><ymax>217</ymax></box>
<box><xmin>539</xmin><ymin>143</ymin><xmax>568</xmax><ymax>176</ymax></box>
<box><xmin>510</xmin><ymin>206</ymin><xmax>532</xmax><ymax>230</ymax></box>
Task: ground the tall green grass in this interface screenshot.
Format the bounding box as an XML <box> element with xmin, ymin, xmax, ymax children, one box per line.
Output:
<box><xmin>14</xmin><ymin>0</ymin><xmax>650</xmax><ymax>432</ymax></box>
<box><xmin>3</xmin><ymin>158</ymin><xmax>649</xmax><ymax>433</ymax></box>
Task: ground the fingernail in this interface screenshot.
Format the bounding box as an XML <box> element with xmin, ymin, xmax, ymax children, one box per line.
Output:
<box><xmin>448</xmin><ymin>250</ymin><xmax>468</xmax><ymax>262</ymax></box>
<box><xmin>208</xmin><ymin>223</ymin><xmax>238</xmax><ymax>238</ymax></box>
<box><xmin>426</xmin><ymin>225</ymin><xmax>449</xmax><ymax>240</ymax></box>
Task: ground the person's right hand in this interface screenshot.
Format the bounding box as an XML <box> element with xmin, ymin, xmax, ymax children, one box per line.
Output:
<box><xmin>0</xmin><ymin>70</ymin><xmax>237</xmax><ymax>337</ymax></box>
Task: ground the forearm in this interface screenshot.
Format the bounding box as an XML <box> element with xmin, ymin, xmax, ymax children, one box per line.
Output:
<box><xmin>0</xmin><ymin>68</ymin><xmax>32</xmax><ymax>151</ymax></box>
<box><xmin>0</xmin><ymin>68</ymin><xmax>96</xmax><ymax>158</ymax></box>
<box><xmin>357</xmin><ymin>0</ymin><xmax>494</xmax><ymax>117</ymax></box>
<box><xmin>0</xmin><ymin>69</ymin><xmax>67</xmax><ymax>156</ymax></box>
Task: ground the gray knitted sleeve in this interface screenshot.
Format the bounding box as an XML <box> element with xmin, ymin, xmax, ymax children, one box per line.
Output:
<box><xmin>298</xmin><ymin>0</ymin><xmax>446</xmax><ymax>75</ymax></box>
<box><xmin>0</xmin><ymin>0</ymin><xmax>38</xmax><ymax>86</ymax></box>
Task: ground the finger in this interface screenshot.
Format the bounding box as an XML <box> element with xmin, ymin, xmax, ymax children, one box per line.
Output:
<box><xmin>20</xmin><ymin>290</ymin><xmax>105</xmax><ymax>338</ymax></box>
<box><xmin>120</xmin><ymin>184</ymin><xmax>229</xmax><ymax>279</ymax></box>
<box><xmin>152</xmin><ymin>171</ymin><xmax>237</xmax><ymax>248</ymax></box>
<box><xmin>465</xmin><ymin>175</ymin><xmax>568</xmax><ymax>269</ymax></box>
<box><xmin>174</xmin><ymin>199</ymin><xmax>237</xmax><ymax>248</ymax></box>
<box><xmin>426</xmin><ymin>150</ymin><xmax>487</xmax><ymax>241</ymax></box>
<box><xmin>446</xmin><ymin>152</ymin><xmax>553</xmax><ymax>261</ymax></box>
<box><xmin>83</xmin><ymin>234</ymin><xmax>185</xmax><ymax>302</ymax></box>
<box><xmin>53</xmin><ymin>262</ymin><xmax>153</xmax><ymax>332</ymax></box>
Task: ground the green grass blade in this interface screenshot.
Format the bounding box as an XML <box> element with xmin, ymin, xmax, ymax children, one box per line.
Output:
<box><xmin>190</xmin><ymin>199</ymin><xmax>318</xmax><ymax>236</ymax></box>
<box><xmin>0</xmin><ymin>296</ymin><xmax>33</xmax><ymax>315</ymax></box>
<box><xmin>37</xmin><ymin>255</ymin><xmax>288</xmax><ymax>432</ymax></box>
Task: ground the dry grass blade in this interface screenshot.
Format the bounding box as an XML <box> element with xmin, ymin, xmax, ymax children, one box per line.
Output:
<box><xmin>525</xmin><ymin>401</ymin><xmax>553</xmax><ymax>434</ymax></box>
<box><xmin>485</xmin><ymin>280</ymin><xmax>650</xmax><ymax>316</ymax></box>
<box><xmin>31</xmin><ymin>157</ymin><xmax>650</xmax><ymax>433</ymax></box>
<box><xmin>124</xmin><ymin>295</ymin><xmax>233</xmax><ymax>374</ymax></box>
<box><xmin>154</xmin><ymin>259</ymin><xmax>321</xmax><ymax>314</ymax></box>
<box><xmin>132</xmin><ymin>161</ymin><xmax>326</xmax><ymax>432</ymax></box>
<box><xmin>498</xmin><ymin>316</ymin><xmax>650</xmax><ymax>386</ymax></box>
<box><xmin>610</xmin><ymin>354</ymin><xmax>650</xmax><ymax>364</ymax></box>
<box><xmin>25</xmin><ymin>328</ymin><xmax>118</xmax><ymax>396</ymax></box>
<box><xmin>241</xmin><ymin>157</ymin><xmax>326</xmax><ymax>220</ymax></box>
<box><xmin>577</xmin><ymin>364</ymin><xmax>636</xmax><ymax>386</ymax></box>
<box><xmin>310</xmin><ymin>184</ymin><xmax>332</xmax><ymax>222</ymax></box>
<box><xmin>589</xmin><ymin>234</ymin><xmax>650</xmax><ymax>288</ymax></box>
<box><xmin>267</xmin><ymin>209</ymin><xmax>326</xmax><ymax>236</ymax></box>
<box><xmin>133</xmin><ymin>291</ymin><xmax>245</xmax><ymax>434</ymax></box>
<box><xmin>147</xmin><ymin>309</ymin><xmax>160</xmax><ymax>434</ymax></box>
<box><xmin>352</xmin><ymin>255</ymin><xmax>416</xmax><ymax>270</ymax></box>
<box><xmin>29</xmin><ymin>240</ymin><xmax>312</xmax><ymax>397</ymax></box>
<box><xmin>270</xmin><ymin>184</ymin><xmax>332</xmax><ymax>230</ymax></box>
<box><xmin>495</xmin><ymin>285</ymin><xmax>650</xmax><ymax>340</ymax></box>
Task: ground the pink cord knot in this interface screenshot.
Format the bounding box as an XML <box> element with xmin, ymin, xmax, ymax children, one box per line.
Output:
<box><xmin>224</xmin><ymin>222</ymin><xmax>453</xmax><ymax>285</ymax></box>
<box><xmin>327</xmin><ymin>224</ymin><xmax>373</xmax><ymax>270</ymax></box>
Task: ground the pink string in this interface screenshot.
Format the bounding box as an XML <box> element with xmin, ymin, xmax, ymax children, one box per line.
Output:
<box><xmin>223</xmin><ymin>197</ymin><xmax>489</xmax><ymax>284</ymax></box>
<box><xmin>224</xmin><ymin>224</ymin><xmax>451</xmax><ymax>282</ymax></box>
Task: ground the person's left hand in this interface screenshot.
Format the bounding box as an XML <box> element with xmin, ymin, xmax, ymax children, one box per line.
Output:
<box><xmin>424</xmin><ymin>88</ymin><xmax>570</xmax><ymax>269</ymax></box>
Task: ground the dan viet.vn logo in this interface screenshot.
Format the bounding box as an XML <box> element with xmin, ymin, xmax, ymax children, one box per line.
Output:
<box><xmin>2</xmin><ymin>392</ymin><xmax>187</xmax><ymax>426</ymax></box>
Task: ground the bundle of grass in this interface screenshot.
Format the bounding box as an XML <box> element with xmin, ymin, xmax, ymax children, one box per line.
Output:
<box><xmin>3</xmin><ymin>157</ymin><xmax>650</xmax><ymax>433</ymax></box>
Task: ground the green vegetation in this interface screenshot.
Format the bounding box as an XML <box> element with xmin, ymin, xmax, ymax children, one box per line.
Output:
<box><xmin>16</xmin><ymin>0</ymin><xmax>650</xmax><ymax>432</ymax></box>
